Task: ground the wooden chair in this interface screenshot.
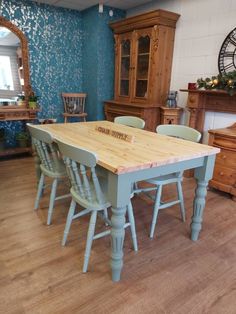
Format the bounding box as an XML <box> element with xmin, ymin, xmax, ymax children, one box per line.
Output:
<box><xmin>62</xmin><ymin>93</ymin><xmax>87</xmax><ymax>123</ymax></box>
<box><xmin>135</xmin><ymin>124</ymin><xmax>201</xmax><ymax>238</ymax></box>
<box><xmin>114</xmin><ymin>116</ymin><xmax>145</xmax><ymax>129</ymax></box>
<box><xmin>57</xmin><ymin>139</ymin><xmax>138</xmax><ymax>273</ymax></box>
<box><xmin>27</xmin><ymin>124</ymin><xmax>70</xmax><ymax>225</ymax></box>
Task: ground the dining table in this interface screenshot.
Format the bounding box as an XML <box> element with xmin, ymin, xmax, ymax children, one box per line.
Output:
<box><xmin>35</xmin><ymin>120</ymin><xmax>220</xmax><ymax>282</ymax></box>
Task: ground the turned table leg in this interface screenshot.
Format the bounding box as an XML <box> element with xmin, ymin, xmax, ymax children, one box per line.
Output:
<box><xmin>110</xmin><ymin>206</ymin><xmax>126</xmax><ymax>282</ymax></box>
<box><xmin>191</xmin><ymin>155</ymin><xmax>216</xmax><ymax>241</ymax></box>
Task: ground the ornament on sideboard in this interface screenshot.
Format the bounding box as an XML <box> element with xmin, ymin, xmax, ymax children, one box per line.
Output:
<box><xmin>166</xmin><ymin>90</ymin><xmax>178</xmax><ymax>108</ymax></box>
<box><xmin>196</xmin><ymin>70</ymin><xmax>236</xmax><ymax>96</ymax></box>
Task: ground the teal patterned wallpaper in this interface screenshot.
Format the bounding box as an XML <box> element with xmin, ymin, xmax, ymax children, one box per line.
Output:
<box><xmin>1</xmin><ymin>0</ymin><xmax>83</xmax><ymax>147</ymax></box>
<box><xmin>82</xmin><ymin>6</ymin><xmax>125</xmax><ymax>121</ymax></box>
<box><xmin>0</xmin><ymin>0</ymin><xmax>125</xmax><ymax>148</ymax></box>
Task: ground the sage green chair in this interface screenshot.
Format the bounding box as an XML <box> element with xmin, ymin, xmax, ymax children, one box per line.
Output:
<box><xmin>135</xmin><ymin>124</ymin><xmax>201</xmax><ymax>238</ymax></box>
<box><xmin>114</xmin><ymin>116</ymin><xmax>145</xmax><ymax>129</ymax></box>
<box><xmin>57</xmin><ymin>139</ymin><xmax>138</xmax><ymax>273</ymax></box>
<box><xmin>27</xmin><ymin>124</ymin><xmax>70</xmax><ymax>225</ymax></box>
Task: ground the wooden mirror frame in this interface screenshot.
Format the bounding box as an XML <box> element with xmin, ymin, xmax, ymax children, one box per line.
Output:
<box><xmin>0</xmin><ymin>16</ymin><xmax>32</xmax><ymax>105</ymax></box>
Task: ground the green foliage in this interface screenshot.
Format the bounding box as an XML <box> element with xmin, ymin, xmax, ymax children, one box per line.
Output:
<box><xmin>0</xmin><ymin>128</ymin><xmax>5</xmax><ymax>140</ymax></box>
<box><xmin>17</xmin><ymin>94</ymin><xmax>25</xmax><ymax>101</ymax></box>
<box><xmin>29</xmin><ymin>91</ymin><xmax>39</xmax><ymax>102</ymax></box>
<box><xmin>197</xmin><ymin>70</ymin><xmax>236</xmax><ymax>96</ymax></box>
<box><xmin>15</xmin><ymin>131</ymin><xmax>30</xmax><ymax>140</ymax></box>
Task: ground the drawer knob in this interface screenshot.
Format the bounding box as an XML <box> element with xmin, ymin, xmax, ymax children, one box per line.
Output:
<box><xmin>222</xmin><ymin>155</ymin><xmax>226</xmax><ymax>159</ymax></box>
<box><xmin>220</xmin><ymin>172</ymin><xmax>224</xmax><ymax>176</ymax></box>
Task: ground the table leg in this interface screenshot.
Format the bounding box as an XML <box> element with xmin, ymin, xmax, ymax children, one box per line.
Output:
<box><xmin>191</xmin><ymin>179</ymin><xmax>208</xmax><ymax>241</ymax></box>
<box><xmin>191</xmin><ymin>155</ymin><xmax>216</xmax><ymax>241</ymax></box>
<box><xmin>110</xmin><ymin>206</ymin><xmax>126</xmax><ymax>282</ymax></box>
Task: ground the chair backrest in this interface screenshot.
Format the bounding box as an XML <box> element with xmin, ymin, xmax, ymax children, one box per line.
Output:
<box><xmin>156</xmin><ymin>124</ymin><xmax>201</xmax><ymax>143</ymax></box>
<box><xmin>114</xmin><ymin>116</ymin><xmax>145</xmax><ymax>129</ymax></box>
<box><xmin>27</xmin><ymin>123</ymin><xmax>62</xmax><ymax>173</ymax></box>
<box><xmin>56</xmin><ymin>139</ymin><xmax>106</xmax><ymax>206</ymax></box>
<box><xmin>62</xmin><ymin>93</ymin><xmax>87</xmax><ymax>114</ymax></box>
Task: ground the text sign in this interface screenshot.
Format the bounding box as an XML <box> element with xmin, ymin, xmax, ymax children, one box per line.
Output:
<box><xmin>95</xmin><ymin>126</ymin><xmax>135</xmax><ymax>143</ymax></box>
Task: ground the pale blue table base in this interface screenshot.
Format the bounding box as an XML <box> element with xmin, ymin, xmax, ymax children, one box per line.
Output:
<box><xmin>108</xmin><ymin>154</ymin><xmax>216</xmax><ymax>282</ymax></box>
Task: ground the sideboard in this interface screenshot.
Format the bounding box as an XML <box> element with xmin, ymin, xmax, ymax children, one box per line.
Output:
<box><xmin>208</xmin><ymin>123</ymin><xmax>236</xmax><ymax>201</ymax></box>
<box><xmin>0</xmin><ymin>107</ymin><xmax>38</xmax><ymax>157</ymax></box>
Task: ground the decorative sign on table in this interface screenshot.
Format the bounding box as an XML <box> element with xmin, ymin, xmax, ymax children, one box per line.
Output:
<box><xmin>95</xmin><ymin>126</ymin><xmax>135</xmax><ymax>143</ymax></box>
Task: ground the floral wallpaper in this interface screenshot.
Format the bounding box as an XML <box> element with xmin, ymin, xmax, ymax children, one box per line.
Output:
<box><xmin>82</xmin><ymin>6</ymin><xmax>125</xmax><ymax>121</ymax></box>
<box><xmin>0</xmin><ymin>0</ymin><xmax>125</xmax><ymax>149</ymax></box>
<box><xmin>0</xmin><ymin>0</ymin><xmax>83</xmax><ymax>147</ymax></box>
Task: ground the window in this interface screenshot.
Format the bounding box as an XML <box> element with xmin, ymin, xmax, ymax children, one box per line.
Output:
<box><xmin>0</xmin><ymin>46</ymin><xmax>21</xmax><ymax>98</ymax></box>
<box><xmin>0</xmin><ymin>55</ymin><xmax>14</xmax><ymax>90</ymax></box>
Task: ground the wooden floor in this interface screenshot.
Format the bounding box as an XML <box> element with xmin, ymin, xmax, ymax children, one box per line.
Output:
<box><xmin>1</xmin><ymin>156</ymin><xmax>236</xmax><ymax>314</ymax></box>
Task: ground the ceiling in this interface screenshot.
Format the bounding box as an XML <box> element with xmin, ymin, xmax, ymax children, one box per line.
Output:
<box><xmin>29</xmin><ymin>0</ymin><xmax>152</xmax><ymax>11</ymax></box>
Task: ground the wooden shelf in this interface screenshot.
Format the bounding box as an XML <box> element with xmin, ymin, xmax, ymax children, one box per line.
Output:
<box><xmin>0</xmin><ymin>146</ymin><xmax>32</xmax><ymax>157</ymax></box>
<box><xmin>0</xmin><ymin>108</ymin><xmax>39</xmax><ymax>121</ymax></box>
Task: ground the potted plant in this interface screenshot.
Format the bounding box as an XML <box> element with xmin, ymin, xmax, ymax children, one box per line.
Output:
<box><xmin>28</xmin><ymin>91</ymin><xmax>39</xmax><ymax>109</ymax></box>
<box><xmin>17</xmin><ymin>94</ymin><xmax>26</xmax><ymax>107</ymax></box>
<box><xmin>15</xmin><ymin>131</ymin><xmax>30</xmax><ymax>148</ymax></box>
<box><xmin>0</xmin><ymin>128</ymin><xmax>5</xmax><ymax>151</ymax></box>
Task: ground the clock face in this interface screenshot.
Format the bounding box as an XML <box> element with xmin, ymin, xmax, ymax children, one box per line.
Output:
<box><xmin>218</xmin><ymin>27</ymin><xmax>236</xmax><ymax>74</ymax></box>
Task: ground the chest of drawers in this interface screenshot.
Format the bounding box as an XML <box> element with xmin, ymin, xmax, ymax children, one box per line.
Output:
<box><xmin>208</xmin><ymin>123</ymin><xmax>236</xmax><ymax>201</ymax></box>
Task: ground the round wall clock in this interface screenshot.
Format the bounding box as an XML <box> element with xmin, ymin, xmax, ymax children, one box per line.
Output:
<box><xmin>218</xmin><ymin>27</ymin><xmax>236</xmax><ymax>74</ymax></box>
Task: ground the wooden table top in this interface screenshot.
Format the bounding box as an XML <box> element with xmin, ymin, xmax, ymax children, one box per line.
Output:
<box><xmin>36</xmin><ymin>121</ymin><xmax>220</xmax><ymax>174</ymax></box>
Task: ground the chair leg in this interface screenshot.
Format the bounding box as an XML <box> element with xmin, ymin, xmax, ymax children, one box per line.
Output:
<box><xmin>83</xmin><ymin>210</ymin><xmax>98</xmax><ymax>273</ymax></box>
<box><xmin>62</xmin><ymin>199</ymin><xmax>77</xmax><ymax>246</ymax></box>
<box><xmin>47</xmin><ymin>178</ymin><xmax>58</xmax><ymax>225</ymax></box>
<box><xmin>127</xmin><ymin>201</ymin><xmax>138</xmax><ymax>251</ymax></box>
<box><xmin>176</xmin><ymin>180</ymin><xmax>186</xmax><ymax>222</ymax></box>
<box><xmin>103</xmin><ymin>208</ymin><xmax>108</xmax><ymax>220</ymax></box>
<box><xmin>150</xmin><ymin>185</ymin><xmax>162</xmax><ymax>239</ymax></box>
<box><xmin>133</xmin><ymin>182</ymin><xmax>138</xmax><ymax>191</ymax></box>
<box><xmin>34</xmin><ymin>173</ymin><xmax>45</xmax><ymax>210</ymax></box>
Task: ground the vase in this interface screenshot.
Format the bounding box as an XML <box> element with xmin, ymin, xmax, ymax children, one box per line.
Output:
<box><xmin>17</xmin><ymin>100</ymin><xmax>26</xmax><ymax>107</ymax></box>
<box><xmin>28</xmin><ymin>101</ymin><xmax>37</xmax><ymax>109</ymax></box>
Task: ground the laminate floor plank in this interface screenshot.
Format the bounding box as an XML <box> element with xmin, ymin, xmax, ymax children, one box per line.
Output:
<box><xmin>0</xmin><ymin>157</ymin><xmax>236</xmax><ymax>314</ymax></box>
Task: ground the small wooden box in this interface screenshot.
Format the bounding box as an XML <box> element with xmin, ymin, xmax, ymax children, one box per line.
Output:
<box><xmin>160</xmin><ymin>106</ymin><xmax>183</xmax><ymax>125</ymax></box>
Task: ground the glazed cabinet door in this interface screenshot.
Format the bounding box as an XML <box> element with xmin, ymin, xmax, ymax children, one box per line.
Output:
<box><xmin>131</xmin><ymin>28</ymin><xmax>153</xmax><ymax>103</ymax></box>
<box><xmin>114</xmin><ymin>33</ymin><xmax>133</xmax><ymax>102</ymax></box>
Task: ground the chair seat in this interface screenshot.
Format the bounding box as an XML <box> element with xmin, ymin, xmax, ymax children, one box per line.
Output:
<box><xmin>40</xmin><ymin>158</ymin><xmax>67</xmax><ymax>178</ymax></box>
<box><xmin>63</xmin><ymin>113</ymin><xmax>87</xmax><ymax>118</ymax></box>
<box><xmin>147</xmin><ymin>172</ymin><xmax>182</xmax><ymax>185</ymax></box>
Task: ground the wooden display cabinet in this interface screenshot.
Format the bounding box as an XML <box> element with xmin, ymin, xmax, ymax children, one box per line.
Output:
<box><xmin>104</xmin><ymin>10</ymin><xmax>180</xmax><ymax>131</ymax></box>
<box><xmin>208</xmin><ymin>123</ymin><xmax>236</xmax><ymax>201</ymax></box>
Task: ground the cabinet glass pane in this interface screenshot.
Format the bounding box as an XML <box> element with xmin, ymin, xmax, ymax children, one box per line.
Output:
<box><xmin>121</xmin><ymin>57</ymin><xmax>130</xmax><ymax>78</ymax></box>
<box><xmin>135</xmin><ymin>35</ymin><xmax>150</xmax><ymax>98</ymax></box>
<box><xmin>136</xmin><ymin>80</ymin><xmax>147</xmax><ymax>98</ymax></box>
<box><xmin>119</xmin><ymin>39</ymin><xmax>130</xmax><ymax>96</ymax></box>
<box><xmin>120</xmin><ymin>80</ymin><xmax>129</xmax><ymax>96</ymax></box>
<box><xmin>138</xmin><ymin>36</ymin><xmax>150</xmax><ymax>54</ymax></box>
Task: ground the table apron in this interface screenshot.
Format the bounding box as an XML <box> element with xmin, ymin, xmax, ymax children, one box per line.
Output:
<box><xmin>107</xmin><ymin>156</ymin><xmax>207</xmax><ymax>207</ymax></box>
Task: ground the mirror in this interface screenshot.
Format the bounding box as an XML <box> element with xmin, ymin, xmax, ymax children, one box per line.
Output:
<box><xmin>0</xmin><ymin>16</ymin><xmax>31</xmax><ymax>107</ymax></box>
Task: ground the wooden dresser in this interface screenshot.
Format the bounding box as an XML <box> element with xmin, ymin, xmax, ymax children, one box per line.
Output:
<box><xmin>104</xmin><ymin>10</ymin><xmax>180</xmax><ymax>132</ymax></box>
<box><xmin>208</xmin><ymin>123</ymin><xmax>236</xmax><ymax>201</ymax></box>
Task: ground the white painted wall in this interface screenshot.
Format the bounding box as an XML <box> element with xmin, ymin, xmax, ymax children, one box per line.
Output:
<box><xmin>127</xmin><ymin>0</ymin><xmax>236</xmax><ymax>142</ymax></box>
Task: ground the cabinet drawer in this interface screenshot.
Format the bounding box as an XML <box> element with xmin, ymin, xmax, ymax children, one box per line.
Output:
<box><xmin>213</xmin><ymin>165</ymin><xmax>236</xmax><ymax>186</ymax></box>
<box><xmin>215</xmin><ymin>149</ymin><xmax>236</xmax><ymax>168</ymax></box>
<box><xmin>213</xmin><ymin>137</ymin><xmax>236</xmax><ymax>150</ymax></box>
